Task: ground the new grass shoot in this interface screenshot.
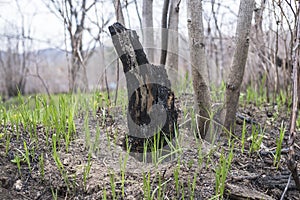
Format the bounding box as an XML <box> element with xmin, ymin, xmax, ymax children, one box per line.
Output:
<box><xmin>11</xmin><ymin>153</ymin><xmax>22</xmax><ymax>176</ymax></box>
<box><xmin>23</xmin><ymin>140</ymin><xmax>31</xmax><ymax>172</ymax></box>
<box><xmin>51</xmin><ymin>187</ymin><xmax>58</xmax><ymax>200</ymax></box>
<box><xmin>151</xmin><ymin>172</ymin><xmax>169</xmax><ymax>199</ymax></box>
<box><xmin>188</xmin><ymin>172</ymin><xmax>198</xmax><ymax>199</ymax></box>
<box><xmin>103</xmin><ymin>185</ymin><xmax>107</xmax><ymax>200</ymax></box>
<box><xmin>109</xmin><ymin>171</ymin><xmax>116</xmax><ymax>199</ymax></box>
<box><xmin>249</xmin><ymin>124</ymin><xmax>264</xmax><ymax>154</ymax></box>
<box><xmin>52</xmin><ymin>133</ymin><xmax>70</xmax><ymax>191</ymax></box>
<box><xmin>174</xmin><ymin>160</ymin><xmax>180</xmax><ymax>195</ymax></box>
<box><xmin>119</xmin><ymin>138</ymin><xmax>130</xmax><ymax>198</ymax></box>
<box><xmin>39</xmin><ymin>152</ymin><xmax>45</xmax><ymax>180</ymax></box>
<box><xmin>83</xmin><ymin>152</ymin><xmax>92</xmax><ymax>190</ymax></box>
<box><xmin>143</xmin><ymin>172</ymin><xmax>151</xmax><ymax>200</ymax></box>
<box><xmin>241</xmin><ymin>120</ymin><xmax>246</xmax><ymax>153</ymax></box>
<box><xmin>215</xmin><ymin>142</ymin><xmax>234</xmax><ymax>197</ymax></box>
<box><xmin>93</xmin><ymin>122</ymin><xmax>101</xmax><ymax>152</ymax></box>
<box><xmin>274</xmin><ymin>121</ymin><xmax>286</xmax><ymax>168</ymax></box>
<box><xmin>84</xmin><ymin>112</ymin><xmax>91</xmax><ymax>150</ymax></box>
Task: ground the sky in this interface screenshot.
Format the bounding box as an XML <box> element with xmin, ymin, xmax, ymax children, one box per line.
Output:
<box><xmin>0</xmin><ymin>0</ymin><xmax>241</xmax><ymax>51</ymax></box>
<box><xmin>0</xmin><ymin>0</ymin><xmax>63</xmax><ymax>49</ymax></box>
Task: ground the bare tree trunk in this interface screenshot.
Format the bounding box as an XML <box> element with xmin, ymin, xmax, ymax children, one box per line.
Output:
<box><xmin>143</xmin><ymin>0</ymin><xmax>154</xmax><ymax>63</ymax></box>
<box><xmin>70</xmin><ymin>39</ymin><xmax>87</xmax><ymax>92</ymax></box>
<box><xmin>69</xmin><ymin>1</ymin><xmax>88</xmax><ymax>92</ymax></box>
<box><xmin>101</xmin><ymin>42</ymin><xmax>110</xmax><ymax>100</ymax></box>
<box><xmin>254</xmin><ymin>0</ymin><xmax>270</xmax><ymax>102</ymax></box>
<box><xmin>113</xmin><ymin>0</ymin><xmax>125</xmax><ymax>104</ymax></box>
<box><xmin>19</xmin><ymin>10</ymin><xmax>27</xmax><ymax>94</ymax></box>
<box><xmin>166</xmin><ymin>0</ymin><xmax>181</xmax><ymax>84</ymax></box>
<box><xmin>187</xmin><ymin>0</ymin><xmax>211</xmax><ymax>139</ymax></box>
<box><xmin>160</xmin><ymin>0</ymin><xmax>170</xmax><ymax>66</ymax></box>
<box><xmin>222</xmin><ymin>0</ymin><xmax>255</xmax><ymax>131</ymax></box>
<box><xmin>113</xmin><ymin>0</ymin><xmax>125</xmax><ymax>24</ymax></box>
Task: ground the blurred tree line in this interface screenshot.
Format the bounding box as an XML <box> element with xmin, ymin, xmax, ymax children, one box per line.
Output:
<box><xmin>0</xmin><ymin>0</ymin><xmax>299</xmax><ymax>135</ymax></box>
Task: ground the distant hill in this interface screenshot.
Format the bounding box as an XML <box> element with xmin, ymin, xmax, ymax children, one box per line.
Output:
<box><xmin>0</xmin><ymin>45</ymin><xmax>124</xmax><ymax>96</ymax></box>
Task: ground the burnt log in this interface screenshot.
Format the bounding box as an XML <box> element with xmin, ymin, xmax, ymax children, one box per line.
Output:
<box><xmin>108</xmin><ymin>23</ymin><xmax>178</xmax><ymax>153</ymax></box>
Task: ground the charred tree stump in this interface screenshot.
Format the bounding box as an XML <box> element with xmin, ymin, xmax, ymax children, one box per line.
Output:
<box><xmin>109</xmin><ymin>23</ymin><xmax>178</xmax><ymax>153</ymax></box>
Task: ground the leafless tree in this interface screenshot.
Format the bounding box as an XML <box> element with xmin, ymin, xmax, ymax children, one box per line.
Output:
<box><xmin>222</xmin><ymin>0</ymin><xmax>255</xmax><ymax>131</ymax></box>
<box><xmin>187</xmin><ymin>0</ymin><xmax>212</xmax><ymax>139</ymax></box>
<box><xmin>0</xmin><ymin>37</ymin><xmax>28</xmax><ymax>97</ymax></box>
<box><xmin>44</xmin><ymin>0</ymin><xmax>100</xmax><ymax>92</ymax></box>
<box><xmin>27</xmin><ymin>59</ymin><xmax>51</xmax><ymax>98</ymax></box>
<box><xmin>0</xmin><ymin>0</ymin><xmax>33</xmax><ymax>97</ymax></box>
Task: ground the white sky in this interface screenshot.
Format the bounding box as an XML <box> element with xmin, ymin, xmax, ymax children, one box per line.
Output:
<box><xmin>0</xmin><ymin>0</ymin><xmax>64</xmax><ymax>49</ymax></box>
<box><xmin>0</xmin><ymin>0</ymin><xmax>243</xmax><ymax>51</ymax></box>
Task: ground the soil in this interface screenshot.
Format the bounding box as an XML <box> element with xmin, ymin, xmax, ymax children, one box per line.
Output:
<box><xmin>1</xmin><ymin>93</ymin><xmax>300</xmax><ymax>199</ymax></box>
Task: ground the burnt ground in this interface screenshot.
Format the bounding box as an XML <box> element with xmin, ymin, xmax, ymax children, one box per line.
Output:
<box><xmin>0</xmin><ymin>93</ymin><xmax>300</xmax><ymax>199</ymax></box>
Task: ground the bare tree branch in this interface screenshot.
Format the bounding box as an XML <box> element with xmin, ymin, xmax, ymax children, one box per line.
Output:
<box><xmin>287</xmin><ymin>0</ymin><xmax>300</xmax><ymax>192</ymax></box>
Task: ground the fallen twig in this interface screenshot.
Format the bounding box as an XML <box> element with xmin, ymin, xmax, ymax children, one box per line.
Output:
<box><xmin>280</xmin><ymin>174</ymin><xmax>292</xmax><ymax>200</ymax></box>
<box><xmin>236</xmin><ymin>113</ymin><xmax>258</xmax><ymax>125</ymax></box>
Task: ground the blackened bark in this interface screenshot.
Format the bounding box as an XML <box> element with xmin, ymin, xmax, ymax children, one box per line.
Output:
<box><xmin>109</xmin><ymin>23</ymin><xmax>178</xmax><ymax>153</ymax></box>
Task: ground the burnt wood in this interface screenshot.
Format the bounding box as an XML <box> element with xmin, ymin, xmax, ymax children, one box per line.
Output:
<box><xmin>109</xmin><ymin>23</ymin><xmax>178</xmax><ymax>153</ymax></box>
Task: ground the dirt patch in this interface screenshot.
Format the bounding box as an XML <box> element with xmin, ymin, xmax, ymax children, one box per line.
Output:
<box><xmin>0</xmin><ymin>94</ymin><xmax>300</xmax><ymax>199</ymax></box>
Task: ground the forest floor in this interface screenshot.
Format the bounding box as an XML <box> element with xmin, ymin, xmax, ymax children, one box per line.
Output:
<box><xmin>0</xmin><ymin>92</ymin><xmax>300</xmax><ymax>199</ymax></box>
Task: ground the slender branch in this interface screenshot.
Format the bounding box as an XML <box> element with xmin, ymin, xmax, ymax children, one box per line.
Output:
<box><xmin>284</xmin><ymin>0</ymin><xmax>296</xmax><ymax>19</ymax></box>
<box><xmin>287</xmin><ymin>0</ymin><xmax>300</xmax><ymax>192</ymax></box>
<box><xmin>134</xmin><ymin>0</ymin><xmax>143</xmax><ymax>29</ymax></box>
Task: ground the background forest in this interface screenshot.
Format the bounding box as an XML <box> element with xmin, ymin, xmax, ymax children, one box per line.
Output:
<box><xmin>1</xmin><ymin>0</ymin><xmax>300</xmax><ymax>199</ymax></box>
<box><xmin>0</xmin><ymin>0</ymin><xmax>294</xmax><ymax>97</ymax></box>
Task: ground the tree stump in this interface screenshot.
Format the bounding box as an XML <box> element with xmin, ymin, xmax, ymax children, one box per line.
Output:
<box><xmin>109</xmin><ymin>23</ymin><xmax>178</xmax><ymax>153</ymax></box>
